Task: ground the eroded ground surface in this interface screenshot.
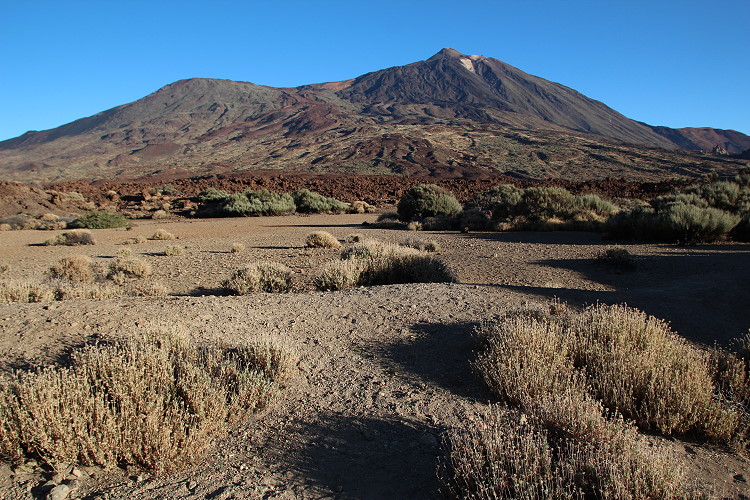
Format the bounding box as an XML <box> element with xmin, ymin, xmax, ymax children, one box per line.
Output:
<box><xmin>0</xmin><ymin>214</ymin><xmax>748</xmax><ymax>499</ymax></box>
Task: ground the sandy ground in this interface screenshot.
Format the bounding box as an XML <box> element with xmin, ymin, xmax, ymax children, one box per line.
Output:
<box><xmin>0</xmin><ymin>213</ymin><xmax>749</xmax><ymax>499</ymax></box>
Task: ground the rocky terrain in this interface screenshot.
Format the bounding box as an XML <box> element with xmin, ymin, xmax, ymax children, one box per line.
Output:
<box><xmin>1</xmin><ymin>49</ymin><xmax>748</xmax><ymax>184</ymax></box>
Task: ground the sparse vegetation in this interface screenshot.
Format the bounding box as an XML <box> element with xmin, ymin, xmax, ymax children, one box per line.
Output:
<box><xmin>400</xmin><ymin>238</ymin><xmax>441</xmax><ymax>252</ymax></box>
<box><xmin>68</xmin><ymin>210</ymin><xmax>130</xmax><ymax>229</ymax></box>
<box><xmin>43</xmin><ymin>229</ymin><xmax>96</xmax><ymax>246</ymax></box>
<box><xmin>345</xmin><ymin>233</ymin><xmax>364</xmax><ymax>243</ymax></box>
<box><xmin>197</xmin><ymin>189</ymin><xmax>296</xmax><ymax>217</ymax></box>
<box><xmin>122</xmin><ymin>235</ymin><xmax>147</xmax><ymax>245</ymax></box>
<box><xmin>149</xmin><ymin>229</ymin><xmax>176</xmax><ymax>241</ymax></box>
<box><xmin>0</xmin><ymin>331</ymin><xmax>295</xmax><ymax>470</ymax></box>
<box><xmin>0</xmin><ymin>281</ymin><xmax>56</xmax><ymax>303</ymax></box>
<box><xmin>223</xmin><ymin>262</ymin><xmax>294</xmax><ymax>294</ymax></box>
<box><xmin>305</xmin><ymin>231</ymin><xmax>341</xmax><ymax>249</ymax></box>
<box><xmin>230</xmin><ymin>243</ymin><xmax>246</xmax><ymax>253</ymax></box>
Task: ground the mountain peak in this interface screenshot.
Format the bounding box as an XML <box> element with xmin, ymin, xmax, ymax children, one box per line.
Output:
<box><xmin>428</xmin><ymin>48</ymin><xmax>465</xmax><ymax>60</ymax></box>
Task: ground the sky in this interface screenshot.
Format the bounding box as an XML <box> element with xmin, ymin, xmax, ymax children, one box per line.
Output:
<box><xmin>1</xmin><ymin>0</ymin><xmax>748</xmax><ymax>142</ymax></box>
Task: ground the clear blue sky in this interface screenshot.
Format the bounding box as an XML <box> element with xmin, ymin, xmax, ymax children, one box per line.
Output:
<box><xmin>1</xmin><ymin>0</ymin><xmax>748</xmax><ymax>142</ymax></box>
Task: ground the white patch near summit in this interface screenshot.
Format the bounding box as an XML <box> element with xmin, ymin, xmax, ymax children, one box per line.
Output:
<box><xmin>459</xmin><ymin>57</ymin><xmax>476</xmax><ymax>74</ymax></box>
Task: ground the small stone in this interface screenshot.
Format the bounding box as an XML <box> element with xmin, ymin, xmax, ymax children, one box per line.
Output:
<box><xmin>187</xmin><ymin>480</ymin><xmax>198</xmax><ymax>490</ymax></box>
<box><xmin>47</xmin><ymin>484</ymin><xmax>71</xmax><ymax>500</ymax></box>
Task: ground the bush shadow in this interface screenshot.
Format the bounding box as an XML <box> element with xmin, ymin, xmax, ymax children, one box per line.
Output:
<box><xmin>250</xmin><ymin>411</ymin><xmax>445</xmax><ymax>499</ymax></box>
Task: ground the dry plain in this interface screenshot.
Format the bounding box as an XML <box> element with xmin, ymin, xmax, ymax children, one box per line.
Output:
<box><xmin>0</xmin><ymin>213</ymin><xmax>749</xmax><ymax>499</ymax></box>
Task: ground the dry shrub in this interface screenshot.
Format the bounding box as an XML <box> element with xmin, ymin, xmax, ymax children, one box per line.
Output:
<box><xmin>52</xmin><ymin>281</ymin><xmax>124</xmax><ymax>301</ymax></box>
<box><xmin>0</xmin><ymin>223</ymin><xmax>11</xmax><ymax>231</ymax></box>
<box><xmin>127</xmin><ymin>281</ymin><xmax>169</xmax><ymax>297</ymax></box>
<box><xmin>230</xmin><ymin>243</ymin><xmax>246</xmax><ymax>253</ymax></box>
<box><xmin>151</xmin><ymin>209</ymin><xmax>170</xmax><ymax>220</ymax></box>
<box><xmin>316</xmin><ymin>240</ymin><xmax>455</xmax><ymax>290</ymax></box>
<box><xmin>0</xmin><ymin>263</ymin><xmax>9</xmax><ymax>275</ymax></box>
<box><xmin>117</xmin><ymin>248</ymin><xmax>133</xmax><ymax>258</ymax></box>
<box><xmin>163</xmin><ymin>245</ymin><xmax>184</xmax><ymax>256</ymax></box>
<box><xmin>43</xmin><ymin>230</ymin><xmax>95</xmax><ymax>246</ymax></box>
<box><xmin>345</xmin><ymin>233</ymin><xmax>363</xmax><ymax>243</ymax></box>
<box><xmin>40</xmin><ymin>213</ymin><xmax>59</xmax><ymax>222</ymax></box>
<box><xmin>443</xmin><ymin>303</ymin><xmax>713</xmax><ymax>498</ymax></box>
<box><xmin>442</xmin><ymin>406</ymin><xmax>689</xmax><ymax>500</ymax></box>
<box><xmin>313</xmin><ymin>259</ymin><xmax>363</xmax><ymax>291</ymax></box>
<box><xmin>223</xmin><ymin>262</ymin><xmax>293</xmax><ymax>294</ymax></box>
<box><xmin>400</xmin><ymin>238</ymin><xmax>441</xmax><ymax>252</ymax></box>
<box><xmin>349</xmin><ymin>200</ymin><xmax>376</xmax><ymax>214</ymax></box>
<box><xmin>108</xmin><ymin>257</ymin><xmax>152</xmax><ymax>284</ymax></box>
<box><xmin>0</xmin><ymin>281</ymin><xmax>56</xmax><ymax>303</ymax></box>
<box><xmin>121</xmin><ymin>235</ymin><xmax>146</xmax><ymax>245</ymax></box>
<box><xmin>0</xmin><ymin>331</ymin><xmax>295</xmax><ymax>470</ymax></box>
<box><xmin>149</xmin><ymin>229</ymin><xmax>175</xmax><ymax>241</ymax></box>
<box><xmin>596</xmin><ymin>246</ymin><xmax>633</xmax><ymax>269</ymax></box>
<box><xmin>48</xmin><ymin>255</ymin><xmax>95</xmax><ymax>283</ymax></box>
<box><xmin>305</xmin><ymin>231</ymin><xmax>341</xmax><ymax>249</ymax></box>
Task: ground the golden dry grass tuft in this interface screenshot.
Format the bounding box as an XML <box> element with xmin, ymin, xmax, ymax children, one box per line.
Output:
<box><xmin>0</xmin><ymin>331</ymin><xmax>296</xmax><ymax>470</ymax></box>
<box><xmin>149</xmin><ymin>229</ymin><xmax>176</xmax><ymax>241</ymax></box>
<box><xmin>108</xmin><ymin>257</ymin><xmax>152</xmax><ymax>284</ymax></box>
<box><xmin>223</xmin><ymin>262</ymin><xmax>293</xmax><ymax>294</ymax></box>
<box><xmin>163</xmin><ymin>245</ymin><xmax>184</xmax><ymax>256</ymax></box>
<box><xmin>0</xmin><ymin>281</ymin><xmax>56</xmax><ymax>303</ymax></box>
<box><xmin>230</xmin><ymin>243</ymin><xmax>246</xmax><ymax>253</ymax></box>
<box><xmin>43</xmin><ymin>229</ymin><xmax>95</xmax><ymax>246</ymax></box>
<box><xmin>305</xmin><ymin>231</ymin><xmax>341</xmax><ymax>249</ymax></box>
<box><xmin>48</xmin><ymin>255</ymin><xmax>95</xmax><ymax>283</ymax></box>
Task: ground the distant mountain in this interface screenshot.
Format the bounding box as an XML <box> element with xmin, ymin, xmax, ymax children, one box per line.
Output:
<box><xmin>1</xmin><ymin>48</ymin><xmax>748</xmax><ymax>183</ymax></box>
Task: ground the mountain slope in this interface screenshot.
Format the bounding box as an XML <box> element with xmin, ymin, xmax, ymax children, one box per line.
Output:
<box><xmin>1</xmin><ymin>48</ymin><xmax>748</xmax><ymax>183</ymax></box>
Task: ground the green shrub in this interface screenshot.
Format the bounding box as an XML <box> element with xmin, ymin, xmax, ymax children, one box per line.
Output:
<box><xmin>198</xmin><ymin>188</ymin><xmax>231</xmax><ymax>203</ymax></box>
<box><xmin>659</xmin><ymin>202</ymin><xmax>739</xmax><ymax>244</ymax></box>
<box><xmin>397</xmin><ymin>184</ymin><xmax>462</xmax><ymax>220</ymax></box>
<box><xmin>291</xmin><ymin>189</ymin><xmax>349</xmax><ymax>214</ymax></box>
<box><xmin>197</xmin><ymin>189</ymin><xmax>295</xmax><ymax>217</ymax></box>
<box><xmin>0</xmin><ymin>332</ymin><xmax>294</xmax><ymax>470</ymax></box>
<box><xmin>574</xmin><ymin>193</ymin><xmax>619</xmax><ymax>219</ymax></box>
<box><xmin>400</xmin><ymin>238</ymin><xmax>441</xmax><ymax>252</ymax></box>
<box><xmin>68</xmin><ymin>211</ymin><xmax>130</xmax><ymax>229</ymax></box>
<box><xmin>683</xmin><ymin>181</ymin><xmax>750</xmax><ymax>212</ymax></box>
<box><xmin>454</xmin><ymin>208</ymin><xmax>493</xmax><ymax>230</ymax></box>
<box><xmin>595</xmin><ymin>247</ymin><xmax>633</xmax><ymax>269</ymax></box>
<box><xmin>468</xmin><ymin>184</ymin><xmax>523</xmax><ymax>219</ymax></box>
<box><xmin>520</xmin><ymin>186</ymin><xmax>577</xmax><ymax>220</ymax></box>
<box><xmin>150</xmin><ymin>184</ymin><xmax>177</xmax><ymax>196</ymax></box>
<box><xmin>730</xmin><ymin>212</ymin><xmax>750</xmax><ymax>242</ymax></box>
<box><xmin>223</xmin><ymin>262</ymin><xmax>293</xmax><ymax>294</ymax></box>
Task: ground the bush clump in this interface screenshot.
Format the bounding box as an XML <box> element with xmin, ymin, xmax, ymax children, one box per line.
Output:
<box><xmin>223</xmin><ymin>262</ymin><xmax>293</xmax><ymax>294</ymax></box>
<box><xmin>149</xmin><ymin>229</ymin><xmax>176</xmax><ymax>241</ymax></box>
<box><xmin>397</xmin><ymin>184</ymin><xmax>462</xmax><ymax>221</ymax></box>
<box><xmin>0</xmin><ymin>332</ymin><xmax>295</xmax><ymax>470</ymax></box>
<box><xmin>291</xmin><ymin>189</ymin><xmax>349</xmax><ymax>214</ymax></box>
<box><xmin>315</xmin><ymin>240</ymin><xmax>456</xmax><ymax>290</ymax></box>
<box><xmin>48</xmin><ymin>255</ymin><xmax>95</xmax><ymax>283</ymax></box>
<box><xmin>43</xmin><ymin>230</ymin><xmax>96</xmax><ymax>246</ymax></box>
<box><xmin>441</xmin><ymin>302</ymin><xmax>750</xmax><ymax>498</ymax></box>
<box><xmin>68</xmin><ymin>211</ymin><xmax>130</xmax><ymax>229</ymax></box>
<box><xmin>305</xmin><ymin>231</ymin><xmax>341</xmax><ymax>249</ymax></box>
<box><xmin>198</xmin><ymin>189</ymin><xmax>295</xmax><ymax>217</ymax></box>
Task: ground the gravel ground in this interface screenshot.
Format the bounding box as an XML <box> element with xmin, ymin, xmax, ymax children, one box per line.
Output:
<box><xmin>0</xmin><ymin>213</ymin><xmax>748</xmax><ymax>498</ymax></box>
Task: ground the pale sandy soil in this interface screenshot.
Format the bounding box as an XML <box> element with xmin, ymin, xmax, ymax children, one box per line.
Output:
<box><xmin>0</xmin><ymin>213</ymin><xmax>748</xmax><ymax>499</ymax></box>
